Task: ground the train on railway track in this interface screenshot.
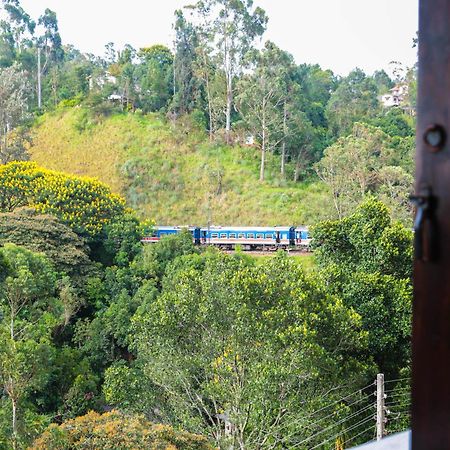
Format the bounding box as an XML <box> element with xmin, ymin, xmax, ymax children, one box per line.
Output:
<box><xmin>142</xmin><ymin>225</ymin><xmax>311</xmax><ymax>251</ymax></box>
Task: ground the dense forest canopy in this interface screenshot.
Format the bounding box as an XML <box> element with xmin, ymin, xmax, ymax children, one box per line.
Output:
<box><xmin>0</xmin><ymin>0</ymin><xmax>416</xmax><ymax>448</ymax></box>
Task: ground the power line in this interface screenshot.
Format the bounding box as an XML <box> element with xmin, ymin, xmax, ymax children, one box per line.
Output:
<box><xmin>299</xmin><ymin>382</ymin><xmax>374</xmax><ymax>420</ymax></box>
<box><xmin>277</xmin><ymin>383</ymin><xmax>373</xmax><ymax>434</ymax></box>
<box><xmin>343</xmin><ymin>424</ymin><xmax>376</xmax><ymax>449</ymax></box>
<box><xmin>384</xmin><ymin>386</ymin><xmax>410</xmax><ymax>394</ymax></box>
<box><xmin>346</xmin><ymin>393</ymin><xmax>371</xmax><ymax>409</ymax></box>
<box><xmin>384</xmin><ymin>377</ymin><xmax>410</xmax><ymax>384</ymax></box>
<box><xmin>385</xmin><ymin>400</ymin><xmax>411</xmax><ymax>408</ymax></box>
<box><xmin>388</xmin><ymin>411</ymin><xmax>411</xmax><ymax>420</ymax></box>
<box><xmin>387</xmin><ymin>391</ymin><xmax>411</xmax><ymax>399</ymax></box>
<box><xmin>307</xmin><ymin>416</ymin><xmax>374</xmax><ymax>450</ymax></box>
<box><xmin>299</xmin><ymin>394</ymin><xmax>372</xmax><ymax>430</ymax></box>
<box><xmin>289</xmin><ymin>405</ymin><xmax>374</xmax><ymax>449</ymax></box>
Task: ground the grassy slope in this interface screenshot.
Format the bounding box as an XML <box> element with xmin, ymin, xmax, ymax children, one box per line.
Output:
<box><xmin>29</xmin><ymin>106</ymin><xmax>330</xmax><ymax>226</ymax></box>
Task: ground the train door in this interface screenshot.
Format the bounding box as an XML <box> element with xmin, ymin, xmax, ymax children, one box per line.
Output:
<box><xmin>288</xmin><ymin>227</ymin><xmax>296</xmax><ymax>246</ymax></box>
<box><xmin>193</xmin><ymin>227</ymin><xmax>201</xmax><ymax>245</ymax></box>
<box><xmin>276</xmin><ymin>231</ymin><xmax>281</xmax><ymax>244</ymax></box>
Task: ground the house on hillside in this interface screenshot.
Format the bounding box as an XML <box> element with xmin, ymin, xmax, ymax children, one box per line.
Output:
<box><xmin>380</xmin><ymin>83</ymin><xmax>409</xmax><ymax>108</ymax></box>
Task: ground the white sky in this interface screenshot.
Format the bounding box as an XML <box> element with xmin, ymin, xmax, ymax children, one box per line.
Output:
<box><xmin>19</xmin><ymin>0</ymin><xmax>418</xmax><ymax>76</ymax></box>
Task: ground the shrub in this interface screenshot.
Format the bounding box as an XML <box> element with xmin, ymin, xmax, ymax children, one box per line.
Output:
<box><xmin>30</xmin><ymin>410</ymin><xmax>214</xmax><ymax>450</ymax></box>
<box><xmin>0</xmin><ymin>161</ymin><xmax>125</xmax><ymax>238</ymax></box>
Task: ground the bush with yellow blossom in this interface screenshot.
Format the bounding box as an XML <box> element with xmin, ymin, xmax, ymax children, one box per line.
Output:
<box><xmin>30</xmin><ymin>410</ymin><xmax>214</xmax><ymax>450</ymax></box>
<box><xmin>0</xmin><ymin>161</ymin><xmax>125</xmax><ymax>238</ymax></box>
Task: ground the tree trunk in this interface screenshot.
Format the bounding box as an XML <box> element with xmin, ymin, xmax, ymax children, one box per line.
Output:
<box><xmin>37</xmin><ymin>47</ymin><xmax>42</xmax><ymax>109</ymax></box>
<box><xmin>206</xmin><ymin>76</ymin><xmax>214</xmax><ymax>141</ymax></box>
<box><xmin>202</xmin><ymin>51</ymin><xmax>214</xmax><ymax>141</ymax></box>
<box><xmin>11</xmin><ymin>396</ymin><xmax>18</xmax><ymax>449</ymax></box>
<box><xmin>260</xmin><ymin>127</ymin><xmax>266</xmax><ymax>182</ymax></box>
<box><xmin>294</xmin><ymin>151</ymin><xmax>301</xmax><ymax>182</ymax></box>
<box><xmin>281</xmin><ymin>100</ymin><xmax>287</xmax><ymax>177</ymax></box>
<box><xmin>225</xmin><ymin>74</ymin><xmax>232</xmax><ymax>144</ymax></box>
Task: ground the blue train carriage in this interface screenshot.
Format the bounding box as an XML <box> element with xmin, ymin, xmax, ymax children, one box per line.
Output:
<box><xmin>295</xmin><ymin>226</ymin><xmax>312</xmax><ymax>251</ymax></box>
<box><xmin>141</xmin><ymin>225</ymin><xmax>193</xmax><ymax>243</ymax></box>
<box><xmin>199</xmin><ymin>226</ymin><xmax>297</xmax><ymax>250</ymax></box>
<box><xmin>142</xmin><ymin>225</ymin><xmax>310</xmax><ymax>251</ymax></box>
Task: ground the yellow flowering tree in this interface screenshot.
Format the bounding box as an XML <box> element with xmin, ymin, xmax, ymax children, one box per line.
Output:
<box><xmin>30</xmin><ymin>410</ymin><xmax>213</xmax><ymax>450</ymax></box>
<box><xmin>0</xmin><ymin>161</ymin><xmax>125</xmax><ymax>238</ymax></box>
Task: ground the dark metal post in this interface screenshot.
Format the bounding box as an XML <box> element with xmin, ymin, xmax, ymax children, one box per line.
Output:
<box><xmin>412</xmin><ymin>1</ymin><xmax>450</xmax><ymax>448</ymax></box>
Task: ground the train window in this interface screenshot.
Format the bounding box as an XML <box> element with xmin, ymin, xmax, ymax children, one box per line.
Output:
<box><xmin>211</xmin><ymin>233</ymin><xmax>219</xmax><ymax>238</ymax></box>
<box><xmin>229</xmin><ymin>233</ymin><xmax>237</xmax><ymax>238</ymax></box>
<box><xmin>266</xmin><ymin>233</ymin><xmax>274</xmax><ymax>238</ymax></box>
<box><xmin>238</xmin><ymin>233</ymin><xmax>245</xmax><ymax>238</ymax></box>
<box><xmin>247</xmin><ymin>233</ymin><xmax>255</xmax><ymax>238</ymax></box>
<box><xmin>220</xmin><ymin>233</ymin><xmax>227</xmax><ymax>238</ymax></box>
<box><xmin>256</xmin><ymin>233</ymin><xmax>263</xmax><ymax>239</ymax></box>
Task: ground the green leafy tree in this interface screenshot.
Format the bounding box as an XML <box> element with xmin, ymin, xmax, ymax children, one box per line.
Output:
<box><xmin>0</xmin><ymin>208</ymin><xmax>95</xmax><ymax>287</ymax></box>
<box><xmin>236</xmin><ymin>41</ymin><xmax>292</xmax><ymax>181</ymax></box>
<box><xmin>187</xmin><ymin>0</ymin><xmax>267</xmax><ymax>142</ymax></box>
<box><xmin>0</xmin><ymin>244</ymin><xmax>59</xmax><ymax>448</ymax></box>
<box><xmin>0</xmin><ymin>64</ymin><xmax>30</xmax><ymax>164</ymax></box>
<box><xmin>326</xmin><ymin>68</ymin><xmax>379</xmax><ymax>138</ymax></box>
<box><xmin>315</xmin><ymin>123</ymin><xmax>413</xmax><ymax>221</ymax></box>
<box><xmin>0</xmin><ymin>0</ymin><xmax>35</xmax><ymax>57</ymax></box>
<box><xmin>172</xmin><ymin>9</ymin><xmax>201</xmax><ymax>115</ymax></box>
<box><xmin>372</xmin><ymin>69</ymin><xmax>394</xmax><ymax>95</ymax></box>
<box><xmin>296</xmin><ymin>64</ymin><xmax>337</xmax><ymax>119</ymax></box>
<box><xmin>106</xmin><ymin>251</ymin><xmax>368</xmax><ymax>448</ymax></box>
<box><xmin>137</xmin><ymin>44</ymin><xmax>173</xmax><ymax>112</ymax></box>
<box><xmin>312</xmin><ymin>199</ymin><xmax>413</xmax><ymax>374</ymax></box>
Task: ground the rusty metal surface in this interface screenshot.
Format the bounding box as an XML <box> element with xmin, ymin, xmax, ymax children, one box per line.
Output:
<box><xmin>412</xmin><ymin>0</ymin><xmax>450</xmax><ymax>448</ymax></box>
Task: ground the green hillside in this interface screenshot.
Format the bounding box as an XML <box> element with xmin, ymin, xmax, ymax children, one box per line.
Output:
<box><xmin>29</xmin><ymin>106</ymin><xmax>328</xmax><ymax>226</ymax></box>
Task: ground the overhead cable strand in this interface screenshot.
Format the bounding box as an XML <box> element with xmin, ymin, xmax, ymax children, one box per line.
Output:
<box><xmin>343</xmin><ymin>425</ymin><xmax>376</xmax><ymax>449</ymax></box>
<box><xmin>294</xmin><ymin>395</ymin><xmax>372</xmax><ymax>430</ymax></box>
<box><xmin>278</xmin><ymin>384</ymin><xmax>373</xmax><ymax>433</ymax></box>
<box><xmin>384</xmin><ymin>377</ymin><xmax>410</xmax><ymax>384</ymax></box>
<box><xmin>293</xmin><ymin>382</ymin><xmax>374</xmax><ymax>421</ymax></box>
<box><xmin>386</xmin><ymin>402</ymin><xmax>411</xmax><ymax>408</ymax></box>
<box><xmin>387</xmin><ymin>392</ymin><xmax>411</xmax><ymax>400</ymax></box>
<box><xmin>306</xmin><ymin>416</ymin><xmax>374</xmax><ymax>450</ymax></box>
<box><xmin>384</xmin><ymin>386</ymin><xmax>410</xmax><ymax>394</ymax></box>
<box><xmin>346</xmin><ymin>394</ymin><xmax>371</xmax><ymax>409</ymax></box>
<box><xmin>289</xmin><ymin>405</ymin><xmax>374</xmax><ymax>449</ymax></box>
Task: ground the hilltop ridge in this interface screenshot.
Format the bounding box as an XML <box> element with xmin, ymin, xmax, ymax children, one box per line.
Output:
<box><xmin>29</xmin><ymin>106</ymin><xmax>328</xmax><ymax>226</ymax></box>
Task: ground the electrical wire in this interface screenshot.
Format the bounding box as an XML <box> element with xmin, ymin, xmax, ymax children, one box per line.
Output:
<box><xmin>277</xmin><ymin>384</ymin><xmax>374</xmax><ymax>433</ymax></box>
<box><xmin>306</xmin><ymin>416</ymin><xmax>374</xmax><ymax>450</ymax></box>
<box><xmin>385</xmin><ymin>400</ymin><xmax>411</xmax><ymax>409</ymax></box>
<box><xmin>299</xmin><ymin>382</ymin><xmax>374</xmax><ymax>420</ymax></box>
<box><xmin>292</xmin><ymin>398</ymin><xmax>374</xmax><ymax>428</ymax></box>
<box><xmin>345</xmin><ymin>393</ymin><xmax>371</xmax><ymax>409</ymax></box>
<box><xmin>289</xmin><ymin>406</ymin><xmax>374</xmax><ymax>449</ymax></box>
<box><xmin>342</xmin><ymin>424</ymin><xmax>376</xmax><ymax>449</ymax></box>
<box><xmin>387</xmin><ymin>391</ymin><xmax>411</xmax><ymax>399</ymax></box>
<box><xmin>384</xmin><ymin>386</ymin><xmax>410</xmax><ymax>394</ymax></box>
<box><xmin>384</xmin><ymin>377</ymin><xmax>410</xmax><ymax>384</ymax></box>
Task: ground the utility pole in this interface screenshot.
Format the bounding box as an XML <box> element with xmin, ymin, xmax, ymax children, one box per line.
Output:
<box><xmin>37</xmin><ymin>46</ymin><xmax>42</xmax><ymax>109</ymax></box>
<box><xmin>376</xmin><ymin>373</ymin><xmax>386</xmax><ymax>441</ymax></box>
